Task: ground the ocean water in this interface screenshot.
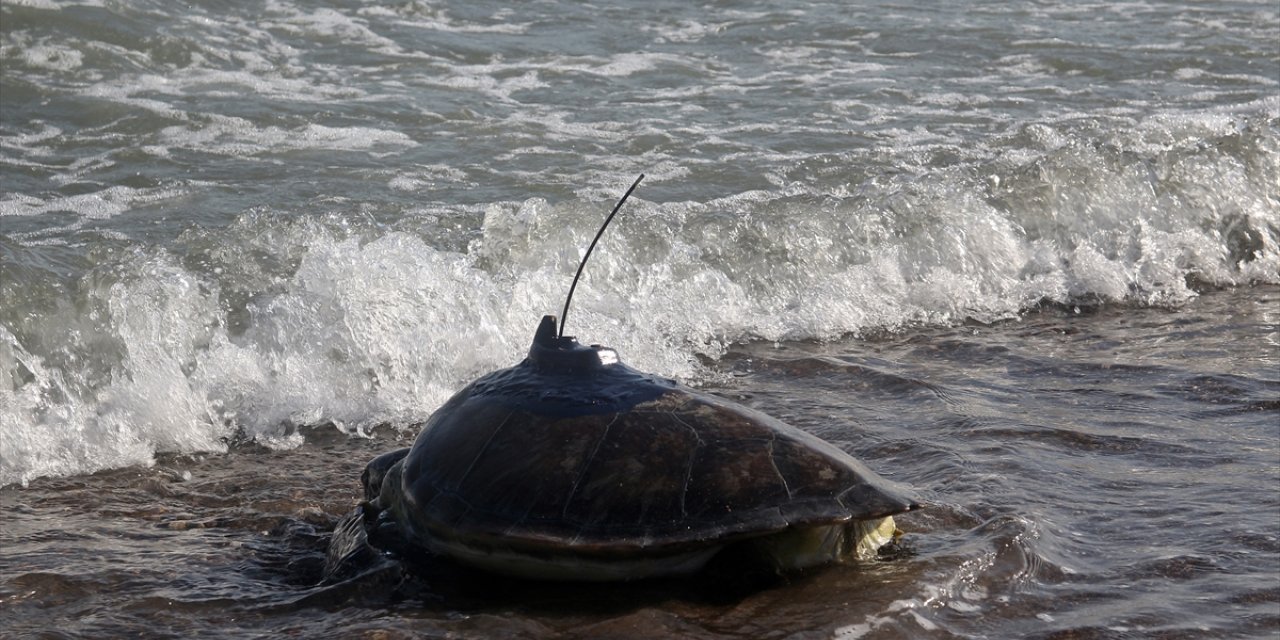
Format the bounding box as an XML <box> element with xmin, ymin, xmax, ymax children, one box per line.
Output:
<box><xmin>2</xmin><ymin>0</ymin><xmax>1278</xmax><ymax>638</ymax></box>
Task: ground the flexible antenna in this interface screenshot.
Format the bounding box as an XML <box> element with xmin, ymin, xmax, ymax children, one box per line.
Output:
<box><xmin>558</xmin><ymin>173</ymin><xmax>645</xmax><ymax>339</ymax></box>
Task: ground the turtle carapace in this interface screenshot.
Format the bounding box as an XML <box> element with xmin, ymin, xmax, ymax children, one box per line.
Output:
<box><xmin>326</xmin><ymin>316</ymin><xmax>921</xmax><ymax>582</ymax></box>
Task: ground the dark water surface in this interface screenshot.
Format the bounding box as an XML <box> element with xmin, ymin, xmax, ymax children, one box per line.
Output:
<box><xmin>3</xmin><ymin>285</ymin><xmax>1276</xmax><ymax>639</ymax></box>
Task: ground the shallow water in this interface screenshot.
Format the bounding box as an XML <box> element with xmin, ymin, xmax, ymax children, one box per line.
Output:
<box><xmin>3</xmin><ymin>285</ymin><xmax>1277</xmax><ymax>639</ymax></box>
<box><xmin>3</xmin><ymin>0</ymin><xmax>1279</xmax><ymax>637</ymax></box>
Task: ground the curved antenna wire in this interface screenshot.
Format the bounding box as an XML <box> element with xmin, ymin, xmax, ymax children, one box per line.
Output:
<box><xmin>558</xmin><ymin>173</ymin><xmax>645</xmax><ymax>339</ymax></box>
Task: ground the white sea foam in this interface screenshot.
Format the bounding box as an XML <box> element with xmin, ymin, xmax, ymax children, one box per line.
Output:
<box><xmin>645</xmin><ymin>19</ymin><xmax>722</xmax><ymax>44</ymax></box>
<box><xmin>0</xmin><ymin>263</ymin><xmax>231</xmax><ymax>486</ymax></box>
<box><xmin>18</xmin><ymin>43</ymin><xmax>84</xmax><ymax>71</ymax></box>
<box><xmin>154</xmin><ymin>117</ymin><xmax>416</xmax><ymax>156</ymax></box>
<box><xmin>388</xmin><ymin>165</ymin><xmax>472</xmax><ymax>192</ymax></box>
<box><xmin>356</xmin><ymin>3</ymin><xmax>530</xmax><ymax>34</ymax></box>
<box><xmin>262</xmin><ymin>4</ymin><xmax>399</xmax><ymax>50</ymax></box>
<box><xmin>0</xmin><ymin>185</ymin><xmax>188</xmax><ymax>219</ymax></box>
<box><xmin>4</xmin><ymin>0</ymin><xmax>104</xmax><ymax>8</ymax></box>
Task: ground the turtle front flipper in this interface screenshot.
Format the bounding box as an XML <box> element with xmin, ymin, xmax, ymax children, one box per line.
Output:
<box><xmin>325</xmin><ymin>448</ymin><xmax>412</xmax><ymax>584</ymax></box>
<box><xmin>322</xmin><ymin>504</ymin><xmax>380</xmax><ymax>583</ymax></box>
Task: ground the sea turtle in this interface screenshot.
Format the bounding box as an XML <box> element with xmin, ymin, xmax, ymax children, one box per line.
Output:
<box><xmin>324</xmin><ymin>175</ymin><xmax>920</xmax><ymax>582</ymax></box>
<box><xmin>325</xmin><ymin>314</ymin><xmax>920</xmax><ymax>582</ymax></box>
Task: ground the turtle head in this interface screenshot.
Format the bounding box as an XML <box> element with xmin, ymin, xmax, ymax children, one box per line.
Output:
<box><xmin>362</xmin><ymin>448</ymin><xmax>410</xmax><ymax>503</ymax></box>
<box><xmin>528</xmin><ymin>315</ymin><xmax>620</xmax><ymax>372</ymax></box>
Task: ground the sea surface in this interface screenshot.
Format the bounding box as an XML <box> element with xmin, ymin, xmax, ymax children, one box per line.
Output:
<box><xmin>2</xmin><ymin>0</ymin><xmax>1278</xmax><ymax>638</ymax></box>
